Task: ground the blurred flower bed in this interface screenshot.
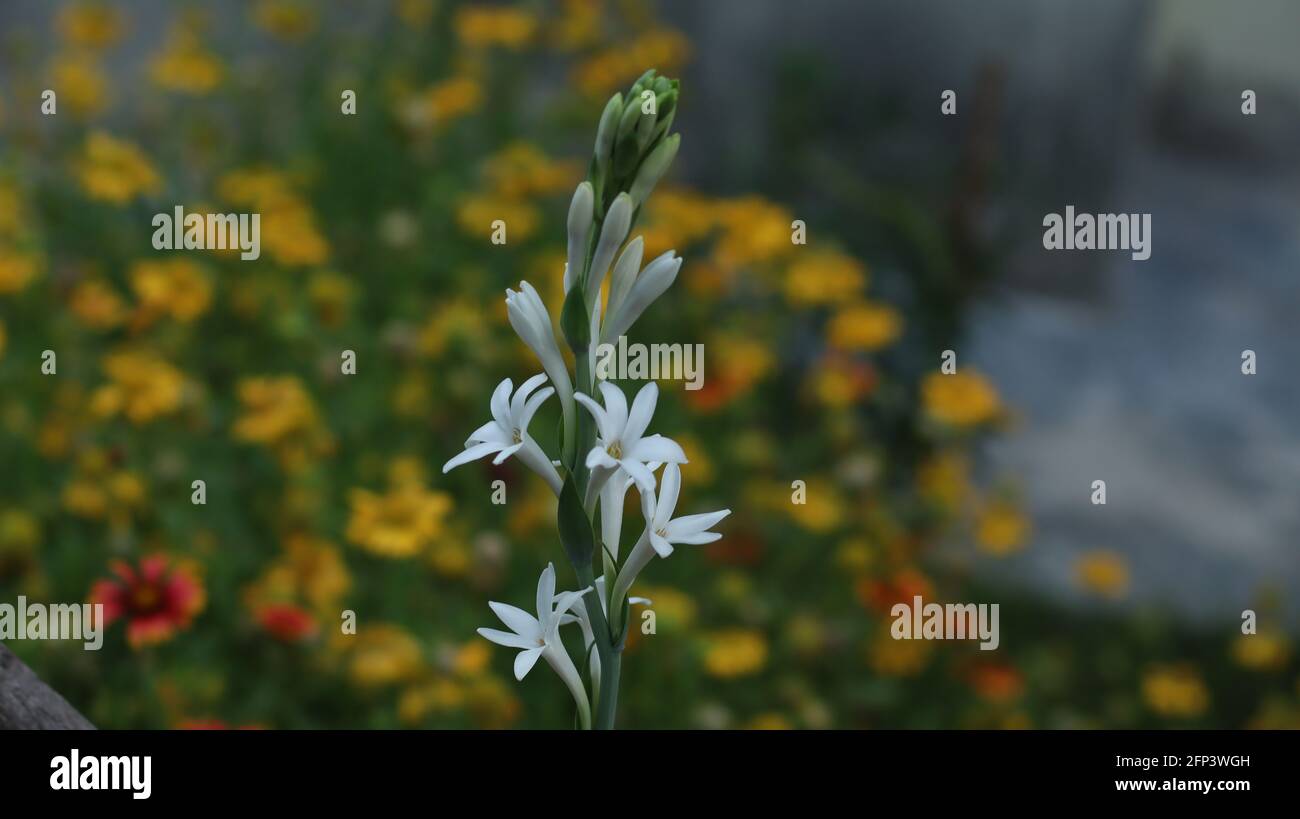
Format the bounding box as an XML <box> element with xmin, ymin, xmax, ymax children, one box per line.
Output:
<box><xmin>0</xmin><ymin>0</ymin><xmax>1296</xmax><ymax>729</ymax></box>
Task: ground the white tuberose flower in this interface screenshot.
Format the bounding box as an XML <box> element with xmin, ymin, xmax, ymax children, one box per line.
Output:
<box><xmin>442</xmin><ymin>375</ymin><xmax>563</xmax><ymax>496</ymax></box>
<box><xmin>575</xmin><ymin>381</ymin><xmax>687</xmax><ymax>501</ymax></box>
<box><xmin>610</xmin><ymin>462</ymin><xmax>730</xmax><ymax>612</ymax></box>
<box><xmin>505</xmin><ymin>282</ymin><xmax>576</xmax><ymax>445</ymax></box>
<box><xmin>478</xmin><ymin>563</ymin><xmax>592</xmax><ymax>728</ymax></box>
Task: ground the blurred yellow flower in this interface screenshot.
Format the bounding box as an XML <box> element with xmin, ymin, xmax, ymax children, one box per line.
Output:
<box><xmin>349</xmin><ymin>624</ymin><xmax>424</xmax><ymax>688</ymax></box>
<box><xmin>307</xmin><ymin>271</ymin><xmax>355</xmax><ymax>328</ymax></box>
<box><xmin>76</xmin><ymin>132</ymin><xmax>161</xmax><ymax>204</ymax></box>
<box><xmin>150</xmin><ymin>28</ymin><xmax>223</xmax><ymax>94</ymax></box>
<box><xmin>753</xmin><ymin>479</ymin><xmax>843</xmax><ymax>533</ymax></box>
<box><xmin>0</xmin><ymin>248</ymin><xmax>41</xmax><ymax>293</ymax></box>
<box><xmin>233</xmin><ymin>376</ymin><xmax>321</xmax><ymax>444</ymax></box>
<box><xmin>399</xmin><ymin>678</ymin><xmax>465</xmax><ymax>725</ymax></box>
<box><xmin>0</xmin><ymin>508</ymin><xmax>39</xmax><ymax>552</ymax></box>
<box><xmin>713</xmin><ymin>196</ymin><xmax>794</xmax><ymax>269</ymax></box>
<box><xmin>57</xmin><ymin>2</ymin><xmax>124</xmax><ymax>50</ymax></box>
<box><xmin>549</xmin><ymin>0</ymin><xmax>602</xmax><ymax>51</ymax></box>
<box><xmin>91</xmin><ymin>350</ymin><xmax>187</xmax><ymax>423</ymax></box>
<box><xmin>51</xmin><ymin>53</ymin><xmax>110</xmax><ymax>117</ymax></box>
<box><xmin>784</xmin><ymin>250</ymin><xmax>866</xmax><ymax>307</ymax></box>
<box><xmin>405</xmin><ymin>76</ymin><xmax>482</xmax><ymax>130</ymax></box>
<box><xmin>483</xmin><ymin>142</ymin><xmax>579</xmax><ymax>199</ymax></box>
<box><xmin>245</xmin><ymin>533</ymin><xmax>351</xmax><ymax>615</ymax></box>
<box><xmin>1232</xmin><ymin>631</ymin><xmax>1290</xmax><ymax>671</ymax></box>
<box><xmin>869</xmin><ymin>628</ymin><xmax>933</xmax><ymax>677</ymax></box>
<box><xmin>809</xmin><ymin>355</ymin><xmax>876</xmax><ymax>409</ymax></box>
<box><xmin>428</xmin><ymin>536</ymin><xmax>472</xmax><ymax>578</ymax></box>
<box><xmin>456</xmin><ymin>194</ymin><xmax>539</xmax><ymax>242</ymax></box>
<box><xmin>746</xmin><ymin>712</ymin><xmax>793</xmax><ymax>730</ymax></box>
<box><xmin>674</xmin><ymin>434</ymin><xmax>715</xmax><ymax>485</ymax></box>
<box><xmin>463</xmin><ymin>674</ymin><xmax>522</xmax><ymax>729</ymax></box>
<box><xmin>454</xmin><ymin>6</ymin><xmax>538</xmax><ymax>49</ymax></box>
<box><xmin>0</xmin><ymin>183</ymin><xmax>22</xmax><ymax>235</ymax></box>
<box><xmin>917</xmin><ymin>451</ymin><xmax>970</xmax><ymax>512</ymax></box>
<box><xmin>347</xmin><ymin>482</ymin><xmax>453</xmax><ymax>558</ymax></box>
<box><xmin>262</xmin><ymin>204</ymin><xmax>330</xmax><ymax>266</ymax></box>
<box><xmin>1075</xmin><ymin>550</ymin><xmax>1129</xmax><ymax>599</ymax></box>
<box><xmin>252</xmin><ymin>1</ymin><xmax>318</xmax><ymax>41</ymax></box>
<box><xmin>976</xmin><ymin>500</ymin><xmax>1030</xmax><ymax>556</ymax></box>
<box><xmin>69</xmin><ymin>279</ymin><xmax>128</xmax><ymax>329</ymax></box>
<box><xmin>418</xmin><ymin>297</ymin><xmax>492</xmax><ymax>358</ymax></box>
<box><xmin>640</xmin><ymin>188</ymin><xmax>718</xmax><ymax>257</ymax></box>
<box><xmin>1142</xmin><ymin>665</ymin><xmax>1209</xmax><ymax>718</ymax></box>
<box><xmin>129</xmin><ymin>258</ymin><xmax>212</xmax><ymax>325</ymax></box>
<box><xmin>828</xmin><ymin>301</ymin><xmax>903</xmax><ymax>351</ymax></box>
<box><xmin>835</xmin><ymin>538</ymin><xmax>873</xmax><ymax>573</ymax></box>
<box><xmin>922</xmin><ymin>370</ymin><xmax>1002</xmax><ymax>428</ymax></box>
<box><xmin>574</xmin><ymin>29</ymin><xmax>689</xmax><ymax>96</ymax></box>
<box><xmin>702</xmin><ymin>629</ymin><xmax>768</xmax><ymax>678</ymax></box>
<box><xmin>62</xmin><ymin>450</ymin><xmax>148</xmax><ymax>523</ymax></box>
<box><xmin>631</xmin><ymin>585</ymin><xmax>696</xmax><ymax>630</ymax></box>
<box><xmin>453</xmin><ymin>640</ymin><xmax>492</xmax><ymax>677</ymax></box>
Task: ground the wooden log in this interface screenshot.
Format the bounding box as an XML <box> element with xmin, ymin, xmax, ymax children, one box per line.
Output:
<box><xmin>0</xmin><ymin>642</ymin><xmax>95</xmax><ymax>730</ymax></box>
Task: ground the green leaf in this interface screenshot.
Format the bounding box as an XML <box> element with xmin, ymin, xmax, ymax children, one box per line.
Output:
<box><xmin>557</xmin><ymin>474</ymin><xmax>595</xmax><ymax>569</ymax></box>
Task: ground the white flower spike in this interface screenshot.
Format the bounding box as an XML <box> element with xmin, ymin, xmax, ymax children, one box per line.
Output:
<box><xmin>574</xmin><ymin>381</ymin><xmax>687</xmax><ymax>503</ymax></box>
<box><xmin>442</xmin><ymin>375</ymin><xmax>563</xmax><ymax>496</ymax></box>
<box><xmin>478</xmin><ymin>563</ymin><xmax>592</xmax><ymax>728</ymax></box>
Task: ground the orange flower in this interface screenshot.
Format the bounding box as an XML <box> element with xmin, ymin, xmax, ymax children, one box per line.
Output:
<box><xmin>89</xmin><ymin>556</ymin><xmax>205</xmax><ymax>648</ymax></box>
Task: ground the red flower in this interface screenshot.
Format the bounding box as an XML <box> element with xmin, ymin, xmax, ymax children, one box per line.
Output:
<box><xmin>256</xmin><ymin>603</ymin><xmax>318</xmax><ymax>642</ymax></box>
<box><xmin>89</xmin><ymin>555</ymin><xmax>205</xmax><ymax>648</ymax></box>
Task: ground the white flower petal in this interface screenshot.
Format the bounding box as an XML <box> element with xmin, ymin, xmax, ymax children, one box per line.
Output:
<box><xmin>489</xmin><ymin>601</ymin><xmax>541</xmax><ymax>639</ymax></box>
<box><xmin>478</xmin><ymin>627</ymin><xmax>538</xmax><ymax>650</ymax></box>
<box><xmin>489</xmin><ymin>378</ymin><xmax>513</xmax><ymax>431</ymax></box>
<box><xmin>597</xmin><ymin>381</ymin><xmax>629</xmax><ymax>435</ymax></box>
<box><xmin>443</xmin><ymin>441</ymin><xmax>506</xmax><ymax>473</ymax></box>
<box><xmin>667</xmin><ymin>509</ymin><xmax>732</xmax><ymax>539</ymax></box>
<box><xmin>536</xmin><ymin>563</ymin><xmax>557</xmax><ymax>621</ymax></box>
<box><xmin>514</xmin><ymin>646</ymin><xmax>545</xmax><ymax>680</ymax></box>
<box><xmin>574</xmin><ymin>392</ymin><xmax>612</xmax><ymax>441</ymax></box>
<box><xmin>619</xmin><ymin>458</ymin><xmax>657</xmax><ymax>495</ymax></box>
<box><xmin>464</xmin><ymin>421</ymin><xmax>508</xmax><ymax>447</ymax></box>
<box><xmin>622</xmin><ymin>381</ymin><xmax>659</xmax><ymax>445</ymax></box>
<box><xmin>491</xmin><ymin>442</ymin><xmax>523</xmax><ymax>465</ymax></box>
<box><xmin>655</xmin><ymin>462</ymin><xmax>682</xmax><ymax>528</ymax></box>
<box><xmin>511</xmin><ymin>373</ymin><xmax>549</xmax><ymax>420</ymax></box>
<box><xmin>519</xmin><ymin>387</ymin><xmax>554</xmax><ymax>432</ymax></box>
<box><xmin>649</xmin><ymin>530</ymin><xmax>675</xmax><ymax>557</ymax></box>
<box><xmin>627</xmin><ymin>434</ymin><xmax>687</xmax><ymax>466</ymax></box>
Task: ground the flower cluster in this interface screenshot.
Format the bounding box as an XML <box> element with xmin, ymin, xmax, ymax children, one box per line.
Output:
<box><xmin>443</xmin><ymin>70</ymin><xmax>727</xmax><ymax>729</ymax></box>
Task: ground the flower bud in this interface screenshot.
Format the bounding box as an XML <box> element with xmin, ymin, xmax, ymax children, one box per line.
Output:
<box><xmin>566</xmin><ymin>182</ymin><xmax>594</xmax><ymax>293</ymax></box>
<box><xmin>628</xmin><ymin>133</ymin><xmax>679</xmax><ymax>206</ymax></box>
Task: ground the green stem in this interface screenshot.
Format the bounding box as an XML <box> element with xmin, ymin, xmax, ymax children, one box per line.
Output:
<box><xmin>572</xmin><ymin>561</ymin><xmax>620</xmax><ymax>730</ymax></box>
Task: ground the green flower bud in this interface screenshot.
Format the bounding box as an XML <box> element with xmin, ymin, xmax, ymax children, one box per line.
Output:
<box><xmin>628</xmin><ymin>133</ymin><xmax>679</xmax><ymax>205</ymax></box>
